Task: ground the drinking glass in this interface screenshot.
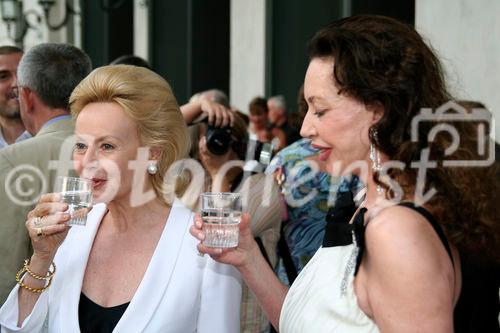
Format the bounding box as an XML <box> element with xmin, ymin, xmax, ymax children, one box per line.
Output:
<box><xmin>201</xmin><ymin>192</ymin><xmax>241</xmax><ymax>248</ymax></box>
<box><xmin>56</xmin><ymin>176</ymin><xmax>93</xmax><ymax>226</ymax></box>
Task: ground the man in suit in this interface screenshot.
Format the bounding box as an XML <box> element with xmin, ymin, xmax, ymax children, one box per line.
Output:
<box><xmin>0</xmin><ymin>46</ymin><xmax>31</xmax><ymax>149</ymax></box>
<box><xmin>0</xmin><ymin>43</ymin><xmax>91</xmax><ymax>304</ymax></box>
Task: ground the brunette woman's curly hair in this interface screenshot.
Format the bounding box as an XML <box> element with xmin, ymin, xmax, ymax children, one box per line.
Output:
<box><xmin>308</xmin><ymin>15</ymin><xmax>499</xmax><ymax>262</ymax></box>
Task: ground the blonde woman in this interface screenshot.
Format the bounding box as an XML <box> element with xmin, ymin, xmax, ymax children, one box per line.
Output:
<box><xmin>0</xmin><ymin>65</ymin><xmax>241</xmax><ymax>332</ymax></box>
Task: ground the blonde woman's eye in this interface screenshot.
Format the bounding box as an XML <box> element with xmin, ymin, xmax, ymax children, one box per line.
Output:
<box><xmin>74</xmin><ymin>142</ymin><xmax>87</xmax><ymax>151</ymax></box>
<box><xmin>101</xmin><ymin>143</ymin><xmax>115</xmax><ymax>150</ymax></box>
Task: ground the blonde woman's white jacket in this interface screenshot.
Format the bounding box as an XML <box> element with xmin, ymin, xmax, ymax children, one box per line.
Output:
<box><xmin>0</xmin><ymin>200</ymin><xmax>242</xmax><ymax>333</ymax></box>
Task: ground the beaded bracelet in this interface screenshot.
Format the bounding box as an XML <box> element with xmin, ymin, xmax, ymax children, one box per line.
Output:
<box><xmin>24</xmin><ymin>258</ymin><xmax>56</xmax><ymax>280</ymax></box>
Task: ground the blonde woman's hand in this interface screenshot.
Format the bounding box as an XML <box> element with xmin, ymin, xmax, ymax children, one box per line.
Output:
<box><xmin>25</xmin><ymin>193</ymin><xmax>74</xmax><ymax>260</ymax></box>
<box><xmin>189</xmin><ymin>212</ymin><xmax>258</xmax><ymax>269</ymax></box>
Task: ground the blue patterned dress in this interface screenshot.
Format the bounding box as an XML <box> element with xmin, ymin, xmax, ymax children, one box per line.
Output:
<box><xmin>266</xmin><ymin>138</ymin><xmax>362</xmax><ymax>284</ymax></box>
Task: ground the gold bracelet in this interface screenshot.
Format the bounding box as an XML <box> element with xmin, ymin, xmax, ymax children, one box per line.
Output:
<box><xmin>16</xmin><ymin>262</ymin><xmax>54</xmax><ymax>293</ymax></box>
<box><xmin>23</xmin><ymin>258</ymin><xmax>56</xmax><ymax>280</ymax></box>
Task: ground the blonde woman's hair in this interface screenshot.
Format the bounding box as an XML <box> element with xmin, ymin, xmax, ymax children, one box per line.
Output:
<box><xmin>69</xmin><ymin>65</ymin><xmax>190</xmax><ymax>205</ymax></box>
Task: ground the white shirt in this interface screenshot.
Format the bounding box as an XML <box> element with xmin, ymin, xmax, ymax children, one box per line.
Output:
<box><xmin>0</xmin><ymin>200</ymin><xmax>242</xmax><ymax>332</ymax></box>
<box><xmin>0</xmin><ymin>130</ymin><xmax>31</xmax><ymax>149</ymax></box>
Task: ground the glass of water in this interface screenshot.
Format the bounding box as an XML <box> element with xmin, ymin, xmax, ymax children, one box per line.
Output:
<box><xmin>56</xmin><ymin>176</ymin><xmax>93</xmax><ymax>226</ymax></box>
<box><xmin>201</xmin><ymin>192</ymin><xmax>241</xmax><ymax>248</ymax></box>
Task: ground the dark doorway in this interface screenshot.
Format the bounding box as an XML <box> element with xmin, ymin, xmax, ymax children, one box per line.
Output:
<box><xmin>82</xmin><ymin>0</ymin><xmax>134</xmax><ymax>68</ymax></box>
<box><xmin>151</xmin><ymin>0</ymin><xmax>230</xmax><ymax>104</ymax></box>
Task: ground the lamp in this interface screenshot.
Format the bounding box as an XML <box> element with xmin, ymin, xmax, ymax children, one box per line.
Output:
<box><xmin>0</xmin><ymin>0</ymin><xmax>21</xmax><ymax>22</ymax></box>
<box><xmin>0</xmin><ymin>0</ymin><xmax>27</xmax><ymax>42</ymax></box>
<box><xmin>0</xmin><ymin>0</ymin><xmax>77</xmax><ymax>43</ymax></box>
<box><xmin>38</xmin><ymin>0</ymin><xmax>77</xmax><ymax>31</ymax></box>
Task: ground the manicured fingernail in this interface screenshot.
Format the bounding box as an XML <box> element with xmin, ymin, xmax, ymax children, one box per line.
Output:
<box><xmin>214</xmin><ymin>248</ymin><xmax>223</xmax><ymax>254</ymax></box>
<box><xmin>197</xmin><ymin>232</ymin><xmax>205</xmax><ymax>240</ymax></box>
<box><xmin>195</xmin><ymin>221</ymin><xmax>202</xmax><ymax>228</ymax></box>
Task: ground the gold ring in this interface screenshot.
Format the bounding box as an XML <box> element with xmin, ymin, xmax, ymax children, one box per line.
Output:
<box><xmin>36</xmin><ymin>227</ymin><xmax>44</xmax><ymax>237</ymax></box>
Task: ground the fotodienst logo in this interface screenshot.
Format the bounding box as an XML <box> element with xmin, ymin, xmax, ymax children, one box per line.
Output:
<box><xmin>411</xmin><ymin>101</ymin><xmax>495</xmax><ymax>167</ymax></box>
<box><xmin>3</xmin><ymin>101</ymin><xmax>496</xmax><ymax>209</ymax></box>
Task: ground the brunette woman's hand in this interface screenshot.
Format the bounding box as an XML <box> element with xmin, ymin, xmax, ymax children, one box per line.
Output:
<box><xmin>189</xmin><ymin>212</ymin><xmax>258</xmax><ymax>269</ymax></box>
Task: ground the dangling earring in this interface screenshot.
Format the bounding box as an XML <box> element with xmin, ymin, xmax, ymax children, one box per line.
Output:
<box><xmin>147</xmin><ymin>163</ymin><xmax>158</xmax><ymax>175</ymax></box>
<box><xmin>369</xmin><ymin>128</ymin><xmax>383</xmax><ymax>196</ymax></box>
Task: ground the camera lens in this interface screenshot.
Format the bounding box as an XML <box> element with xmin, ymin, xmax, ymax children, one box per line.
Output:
<box><xmin>206</xmin><ymin>125</ymin><xmax>232</xmax><ymax>155</ymax></box>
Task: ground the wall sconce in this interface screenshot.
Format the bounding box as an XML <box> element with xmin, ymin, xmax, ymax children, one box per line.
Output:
<box><xmin>38</xmin><ymin>0</ymin><xmax>77</xmax><ymax>31</ymax></box>
<box><xmin>0</xmin><ymin>0</ymin><xmax>27</xmax><ymax>42</ymax></box>
<box><xmin>0</xmin><ymin>0</ymin><xmax>77</xmax><ymax>43</ymax></box>
<box><xmin>0</xmin><ymin>0</ymin><xmax>21</xmax><ymax>22</ymax></box>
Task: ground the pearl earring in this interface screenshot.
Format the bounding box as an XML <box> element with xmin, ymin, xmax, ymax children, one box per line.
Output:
<box><xmin>147</xmin><ymin>163</ymin><xmax>158</xmax><ymax>175</ymax></box>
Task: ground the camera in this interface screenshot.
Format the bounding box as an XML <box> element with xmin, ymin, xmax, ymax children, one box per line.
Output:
<box><xmin>246</xmin><ymin>139</ymin><xmax>274</xmax><ymax>166</ymax></box>
<box><xmin>203</xmin><ymin>120</ymin><xmax>274</xmax><ymax>165</ymax></box>
<box><xmin>205</xmin><ymin>124</ymin><xmax>233</xmax><ymax>156</ymax></box>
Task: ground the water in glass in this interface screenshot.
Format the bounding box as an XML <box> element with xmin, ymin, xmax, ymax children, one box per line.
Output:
<box><xmin>60</xmin><ymin>190</ymin><xmax>92</xmax><ymax>226</ymax></box>
<box><xmin>201</xmin><ymin>209</ymin><xmax>241</xmax><ymax>248</ymax></box>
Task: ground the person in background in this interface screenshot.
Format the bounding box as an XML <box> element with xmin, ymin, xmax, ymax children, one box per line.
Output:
<box><xmin>0</xmin><ymin>43</ymin><xmax>92</xmax><ymax>304</ymax></box>
<box><xmin>201</xmin><ymin>89</ymin><xmax>230</xmax><ymax>107</ymax></box>
<box><xmin>0</xmin><ymin>65</ymin><xmax>241</xmax><ymax>332</ymax></box>
<box><xmin>287</xmin><ymin>85</ymin><xmax>307</xmax><ymax>136</ymax></box>
<box><xmin>187</xmin><ymin>89</ymin><xmax>230</xmax><ymax>109</ymax></box>
<box><xmin>266</xmin><ymin>86</ymin><xmax>362</xmax><ymax>286</ymax></box>
<box><xmin>248</xmin><ymin>96</ymin><xmax>286</xmax><ymax>151</ymax></box>
<box><xmin>0</xmin><ymin>46</ymin><xmax>30</xmax><ymax>149</ymax></box>
<box><xmin>268</xmin><ymin>95</ymin><xmax>301</xmax><ymax>146</ymax></box>
<box><xmin>109</xmin><ymin>54</ymin><xmax>151</xmax><ymax>69</ymax></box>
<box><xmin>193</xmin><ymin>109</ymin><xmax>248</xmax><ymax>193</ymax></box>
<box><xmin>182</xmin><ymin>90</ymin><xmax>232</xmax><ymax>127</ymax></box>
<box><xmin>192</xmin><ymin>15</ymin><xmax>499</xmax><ymax>332</ymax></box>
<box><xmin>234</xmin><ymin>109</ymin><xmax>249</xmax><ymax>126</ymax></box>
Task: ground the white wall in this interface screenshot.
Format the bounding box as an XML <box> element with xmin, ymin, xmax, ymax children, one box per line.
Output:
<box><xmin>134</xmin><ymin>0</ymin><xmax>149</xmax><ymax>62</ymax></box>
<box><xmin>230</xmin><ymin>0</ymin><xmax>267</xmax><ymax>113</ymax></box>
<box><xmin>416</xmin><ymin>0</ymin><xmax>499</xmax><ymax>141</ymax></box>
